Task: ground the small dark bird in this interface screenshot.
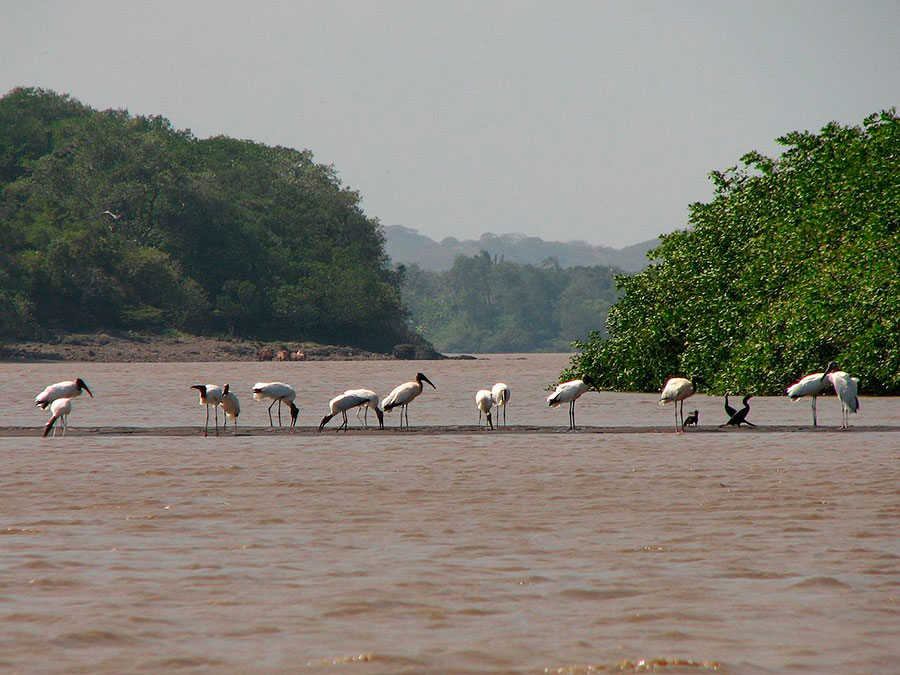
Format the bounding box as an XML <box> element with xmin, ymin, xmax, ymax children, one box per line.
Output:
<box><xmin>724</xmin><ymin>395</ymin><xmax>756</xmax><ymax>427</ymax></box>
<box><xmin>683</xmin><ymin>410</ymin><xmax>699</xmax><ymax>427</ymax></box>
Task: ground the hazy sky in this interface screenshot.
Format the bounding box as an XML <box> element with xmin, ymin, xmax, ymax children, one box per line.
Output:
<box><xmin>2</xmin><ymin>1</ymin><xmax>899</xmax><ymax>248</ymax></box>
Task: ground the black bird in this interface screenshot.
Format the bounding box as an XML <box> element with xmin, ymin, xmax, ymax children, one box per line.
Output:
<box><xmin>683</xmin><ymin>410</ymin><xmax>699</xmax><ymax>427</ymax></box>
<box><xmin>724</xmin><ymin>394</ymin><xmax>737</xmax><ymax>419</ymax></box>
<box><xmin>724</xmin><ymin>395</ymin><xmax>756</xmax><ymax>427</ymax></box>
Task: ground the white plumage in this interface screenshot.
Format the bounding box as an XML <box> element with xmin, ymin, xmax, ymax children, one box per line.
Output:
<box><xmin>220</xmin><ymin>383</ymin><xmax>241</xmax><ymax>435</ymax></box>
<box><xmin>252</xmin><ymin>381</ymin><xmax>299</xmax><ymax>427</ymax></box>
<box><xmin>827</xmin><ymin>371</ymin><xmax>860</xmax><ymax>429</ymax></box>
<box><xmin>343</xmin><ymin>388</ymin><xmax>381</xmax><ymax>427</ymax></box>
<box><xmin>491</xmin><ymin>382</ymin><xmax>510</xmax><ymax>427</ymax></box>
<box><xmin>382</xmin><ymin>373</ymin><xmax>436</xmax><ymax>428</ymax></box>
<box><xmin>659</xmin><ymin>376</ymin><xmax>703</xmax><ymax>433</ymax></box>
<box><xmin>35</xmin><ymin>378</ymin><xmax>92</xmax><ymax>409</ymax></box>
<box><xmin>191</xmin><ymin>384</ymin><xmax>224</xmax><ymax>437</ymax></box>
<box><xmin>475</xmin><ymin>389</ymin><xmax>494</xmax><ymax>429</ymax></box>
<box><xmin>42</xmin><ymin>397</ymin><xmax>72</xmax><ymax>437</ymax></box>
<box><xmin>547</xmin><ymin>378</ymin><xmax>591</xmax><ymax>430</ymax></box>
<box><xmin>318</xmin><ymin>392</ymin><xmax>384</xmax><ymax>432</ymax></box>
<box><xmin>786</xmin><ymin>362</ymin><xmax>838</xmax><ymax>427</ymax></box>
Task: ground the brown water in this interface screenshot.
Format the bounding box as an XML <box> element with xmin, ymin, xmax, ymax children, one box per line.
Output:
<box><xmin>2</xmin><ymin>354</ymin><xmax>899</xmax><ymax>673</ymax></box>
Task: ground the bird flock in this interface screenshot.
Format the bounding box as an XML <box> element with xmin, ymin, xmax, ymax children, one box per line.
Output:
<box><xmin>32</xmin><ymin>364</ymin><xmax>862</xmax><ymax>437</ymax></box>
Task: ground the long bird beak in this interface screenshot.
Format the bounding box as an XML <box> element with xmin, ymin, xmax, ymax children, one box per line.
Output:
<box><xmin>317</xmin><ymin>414</ymin><xmax>333</xmax><ymax>433</ymax></box>
<box><xmin>422</xmin><ymin>375</ymin><xmax>436</xmax><ymax>389</ymax></box>
<box><xmin>80</xmin><ymin>380</ymin><xmax>93</xmax><ymax>397</ymax></box>
<box><xmin>375</xmin><ymin>408</ymin><xmax>384</xmax><ymax>429</ymax></box>
<box><xmin>290</xmin><ymin>403</ymin><xmax>300</xmax><ymax>428</ymax></box>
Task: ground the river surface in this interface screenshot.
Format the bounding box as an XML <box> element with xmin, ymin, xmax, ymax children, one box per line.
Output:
<box><xmin>2</xmin><ymin>354</ymin><xmax>898</xmax><ymax>673</ymax></box>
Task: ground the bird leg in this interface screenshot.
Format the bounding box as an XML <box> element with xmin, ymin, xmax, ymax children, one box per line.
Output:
<box><xmin>812</xmin><ymin>396</ymin><xmax>817</xmax><ymax>427</ymax></box>
<box><xmin>267</xmin><ymin>399</ymin><xmax>276</xmax><ymax>426</ymax></box>
<box><xmin>339</xmin><ymin>411</ymin><xmax>349</xmax><ymax>432</ymax></box>
<box><xmin>203</xmin><ymin>404</ymin><xmax>210</xmax><ymax>437</ymax></box>
<box><xmin>277</xmin><ymin>399</ymin><xmax>283</xmax><ymax>426</ymax></box>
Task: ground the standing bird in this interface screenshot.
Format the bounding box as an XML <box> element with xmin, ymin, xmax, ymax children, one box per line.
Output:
<box><xmin>828</xmin><ymin>371</ymin><xmax>860</xmax><ymax>429</ymax></box>
<box><xmin>475</xmin><ymin>389</ymin><xmax>494</xmax><ymax>429</ymax></box>
<box><xmin>191</xmin><ymin>384</ymin><xmax>224</xmax><ymax>437</ymax></box>
<box><xmin>343</xmin><ymin>388</ymin><xmax>381</xmax><ymax>427</ymax></box>
<box><xmin>659</xmin><ymin>376</ymin><xmax>704</xmax><ymax>433</ymax></box>
<box><xmin>35</xmin><ymin>378</ymin><xmax>93</xmax><ymax>409</ymax></box>
<box><xmin>683</xmin><ymin>410</ymin><xmax>699</xmax><ymax>428</ymax></box>
<box><xmin>220</xmin><ymin>383</ymin><xmax>241</xmax><ymax>435</ymax></box>
<box><xmin>318</xmin><ymin>392</ymin><xmax>384</xmax><ymax>432</ymax></box>
<box><xmin>42</xmin><ymin>397</ymin><xmax>73</xmax><ymax>437</ymax></box>
<box><xmin>491</xmin><ymin>382</ymin><xmax>510</xmax><ymax>427</ymax></box>
<box><xmin>547</xmin><ymin>376</ymin><xmax>595</xmax><ymax>430</ymax></box>
<box><xmin>786</xmin><ymin>362</ymin><xmax>838</xmax><ymax>427</ymax></box>
<box><xmin>252</xmin><ymin>382</ymin><xmax>299</xmax><ymax>427</ymax></box>
<box><xmin>382</xmin><ymin>373</ymin><xmax>436</xmax><ymax>429</ymax></box>
<box><xmin>724</xmin><ymin>395</ymin><xmax>756</xmax><ymax>427</ymax></box>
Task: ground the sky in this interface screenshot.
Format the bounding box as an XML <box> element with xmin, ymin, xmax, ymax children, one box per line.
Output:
<box><xmin>2</xmin><ymin>1</ymin><xmax>899</xmax><ymax>248</ymax></box>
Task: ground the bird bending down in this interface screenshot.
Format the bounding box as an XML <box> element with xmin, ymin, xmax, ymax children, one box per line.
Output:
<box><xmin>547</xmin><ymin>376</ymin><xmax>594</xmax><ymax>430</ymax></box>
<box><xmin>723</xmin><ymin>395</ymin><xmax>755</xmax><ymax>427</ymax></box>
<box><xmin>683</xmin><ymin>410</ymin><xmax>699</xmax><ymax>427</ymax></box>
<box><xmin>221</xmin><ymin>384</ymin><xmax>241</xmax><ymax>435</ymax></box>
<box><xmin>343</xmin><ymin>389</ymin><xmax>381</xmax><ymax>427</ymax></box>
<box><xmin>786</xmin><ymin>362</ymin><xmax>838</xmax><ymax>427</ymax></box>
<box><xmin>252</xmin><ymin>382</ymin><xmax>299</xmax><ymax>427</ymax></box>
<box><xmin>827</xmin><ymin>371</ymin><xmax>859</xmax><ymax>429</ymax></box>
<box><xmin>35</xmin><ymin>378</ymin><xmax>93</xmax><ymax>409</ymax></box>
<box><xmin>191</xmin><ymin>384</ymin><xmax>224</xmax><ymax>436</ymax></box>
<box><xmin>659</xmin><ymin>376</ymin><xmax>704</xmax><ymax>433</ymax></box>
<box><xmin>475</xmin><ymin>389</ymin><xmax>494</xmax><ymax>429</ymax></box>
<box><xmin>382</xmin><ymin>373</ymin><xmax>436</xmax><ymax>429</ymax></box>
<box><xmin>318</xmin><ymin>392</ymin><xmax>384</xmax><ymax>432</ymax></box>
<box><xmin>491</xmin><ymin>382</ymin><xmax>510</xmax><ymax>427</ymax></box>
<box><xmin>42</xmin><ymin>397</ymin><xmax>73</xmax><ymax>437</ymax></box>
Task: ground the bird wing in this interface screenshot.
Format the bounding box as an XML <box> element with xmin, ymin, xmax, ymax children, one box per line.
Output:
<box><xmin>383</xmin><ymin>382</ymin><xmax>416</xmax><ymax>410</ymax></box>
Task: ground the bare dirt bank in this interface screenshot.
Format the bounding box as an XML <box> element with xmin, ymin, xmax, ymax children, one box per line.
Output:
<box><xmin>0</xmin><ymin>331</ymin><xmax>448</xmax><ymax>363</ymax></box>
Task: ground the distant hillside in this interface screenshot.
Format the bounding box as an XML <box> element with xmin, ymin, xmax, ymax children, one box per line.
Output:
<box><xmin>384</xmin><ymin>226</ymin><xmax>658</xmax><ymax>273</ymax></box>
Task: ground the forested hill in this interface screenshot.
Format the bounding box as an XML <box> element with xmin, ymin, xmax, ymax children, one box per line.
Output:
<box><xmin>567</xmin><ymin>110</ymin><xmax>900</xmax><ymax>395</ymax></box>
<box><xmin>385</xmin><ymin>226</ymin><xmax>657</xmax><ymax>273</ymax></box>
<box><xmin>0</xmin><ymin>87</ymin><xmax>420</xmax><ymax>353</ymax></box>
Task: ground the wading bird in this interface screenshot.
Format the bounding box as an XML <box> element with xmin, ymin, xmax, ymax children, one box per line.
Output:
<box><xmin>659</xmin><ymin>376</ymin><xmax>704</xmax><ymax>433</ymax></box>
<box><xmin>491</xmin><ymin>382</ymin><xmax>510</xmax><ymax>426</ymax></box>
<box><xmin>318</xmin><ymin>392</ymin><xmax>384</xmax><ymax>432</ymax></box>
<box><xmin>191</xmin><ymin>384</ymin><xmax>224</xmax><ymax>436</ymax></box>
<box><xmin>35</xmin><ymin>378</ymin><xmax>93</xmax><ymax>409</ymax></box>
<box><xmin>786</xmin><ymin>362</ymin><xmax>838</xmax><ymax>427</ymax></box>
<box><xmin>828</xmin><ymin>370</ymin><xmax>860</xmax><ymax>429</ymax></box>
<box><xmin>221</xmin><ymin>383</ymin><xmax>241</xmax><ymax>435</ymax></box>
<box><xmin>382</xmin><ymin>373</ymin><xmax>436</xmax><ymax>429</ymax></box>
<box><xmin>42</xmin><ymin>397</ymin><xmax>72</xmax><ymax>437</ymax></box>
<box><xmin>724</xmin><ymin>395</ymin><xmax>755</xmax><ymax>427</ymax></box>
<box><xmin>343</xmin><ymin>389</ymin><xmax>381</xmax><ymax>427</ymax></box>
<box><xmin>252</xmin><ymin>382</ymin><xmax>299</xmax><ymax>427</ymax></box>
<box><xmin>475</xmin><ymin>389</ymin><xmax>494</xmax><ymax>429</ymax></box>
<box><xmin>547</xmin><ymin>376</ymin><xmax>594</xmax><ymax>430</ymax></box>
<box><xmin>683</xmin><ymin>410</ymin><xmax>699</xmax><ymax>427</ymax></box>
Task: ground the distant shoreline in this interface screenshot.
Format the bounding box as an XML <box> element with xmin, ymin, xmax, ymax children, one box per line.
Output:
<box><xmin>0</xmin><ymin>331</ymin><xmax>451</xmax><ymax>363</ymax></box>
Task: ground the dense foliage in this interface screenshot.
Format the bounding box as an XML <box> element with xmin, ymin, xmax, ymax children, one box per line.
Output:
<box><xmin>402</xmin><ymin>252</ymin><xmax>618</xmax><ymax>352</ymax></box>
<box><xmin>567</xmin><ymin>111</ymin><xmax>900</xmax><ymax>394</ymax></box>
<box><xmin>0</xmin><ymin>87</ymin><xmax>417</xmax><ymax>352</ymax></box>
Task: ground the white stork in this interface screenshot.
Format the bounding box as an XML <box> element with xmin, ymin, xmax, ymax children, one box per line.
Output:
<box><xmin>827</xmin><ymin>370</ymin><xmax>859</xmax><ymax>429</ymax></box>
<box><xmin>191</xmin><ymin>384</ymin><xmax>224</xmax><ymax>436</ymax></box>
<box><xmin>547</xmin><ymin>376</ymin><xmax>594</xmax><ymax>430</ymax></box>
<box><xmin>42</xmin><ymin>397</ymin><xmax>73</xmax><ymax>437</ymax></box>
<box><xmin>491</xmin><ymin>382</ymin><xmax>510</xmax><ymax>426</ymax></box>
<box><xmin>786</xmin><ymin>362</ymin><xmax>838</xmax><ymax>427</ymax></box>
<box><xmin>220</xmin><ymin>383</ymin><xmax>241</xmax><ymax>435</ymax></box>
<box><xmin>382</xmin><ymin>373</ymin><xmax>436</xmax><ymax>429</ymax></box>
<box><xmin>318</xmin><ymin>392</ymin><xmax>384</xmax><ymax>432</ymax></box>
<box><xmin>35</xmin><ymin>378</ymin><xmax>92</xmax><ymax>409</ymax></box>
<box><xmin>659</xmin><ymin>376</ymin><xmax>704</xmax><ymax>433</ymax></box>
<box><xmin>475</xmin><ymin>389</ymin><xmax>494</xmax><ymax>429</ymax></box>
<box><xmin>252</xmin><ymin>382</ymin><xmax>299</xmax><ymax>427</ymax></box>
<box><xmin>343</xmin><ymin>388</ymin><xmax>381</xmax><ymax>427</ymax></box>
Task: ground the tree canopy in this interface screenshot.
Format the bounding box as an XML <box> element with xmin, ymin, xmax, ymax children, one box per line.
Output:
<box><xmin>0</xmin><ymin>87</ymin><xmax>418</xmax><ymax>352</ymax></box>
<box><xmin>402</xmin><ymin>252</ymin><xmax>618</xmax><ymax>352</ymax></box>
<box><xmin>567</xmin><ymin>111</ymin><xmax>900</xmax><ymax>394</ymax></box>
